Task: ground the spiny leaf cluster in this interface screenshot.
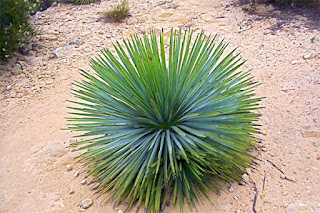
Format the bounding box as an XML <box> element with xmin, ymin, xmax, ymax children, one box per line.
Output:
<box><xmin>68</xmin><ymin>30</ymin><xmax>262</xmax><ymax>213</ymax></box>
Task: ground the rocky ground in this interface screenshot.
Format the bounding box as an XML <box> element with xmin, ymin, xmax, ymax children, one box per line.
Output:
<box><xmin>0</xmin><ymin>0</ymin><xmax>319</xmax><ymax>212</ymax></box>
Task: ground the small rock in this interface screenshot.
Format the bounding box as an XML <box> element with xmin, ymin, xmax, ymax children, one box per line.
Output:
<box><xmin>219</xmin><ymin>203</ymin><xmax>232</xmax><ymax>211</ymax></box>
<box><xmin>16</xmin><ymin>63</ymin><xmax>23</xmax><ymax>70</ymax></box>
<box><xmin>74</xmin><ymin>172</ymin><xmax>79</xmax><ymax>177</ymax></box>
<box><xmin>229</xmin><ymin>186</ymin><xmax>235</xmax><ymax>192</ymax></box>
<box><xmin>84</xmin><ymin>48</ymin><xmax>91</xmax><ymax>53</ymax></box>
<box><xmin>6</xmin><ymin>85</ymin><xmax>11</xmax><ymax>91</ymax></box>
<box><xmin>106</xmin><ymin>34</ymin><xmax>111</xmax><ymax>38</ymax></box>
<box><xmin>303</xmin><ymin>53</ymin><xmax>311</xmax><ymax>60</ymax></box>
<box><xmin>201</xmin><ymin>14</ymin><xmax>213</xmax><ymax>22</ymax></box>
<box><xmin>80</xmin><ymin>208</ymin><xmax>86</xmax><ymax>212</ymax></box>
<box><xmin>261</xmin><ymin>147</ymin><xmax>267</xmax><ymax>152</ymax></box>
<box><xmin>68</xmin><ymin>189</ymin><xmax>74</xmax><ymax>194</ymax></box>
<box><xmin>12</xmin><ymin>68</ymin><xmax>20</xmax><ymax>76</ymax></box>
<box><xmin>66</xmin><ymin>165</ymin><xmax>72</xmax><ymax>171</ymax></box>
<box><xmin>286</xmin><ymin>201</ymin><xmax>318</xmax><ymax>213</ymax></box>
<box><xmin>19</xmin><ymin>61</ymin><xmax>29</xmax><ymax>69</ymax></box>
<box><xmin>61</xmin><ymin>59</ymin><xmax>67</xmax><ymax>63</ymax></box>
<box><xmin>291</xmin><ymin>60</ymin><xmax>298</xmax><ymax>65</ymax></box>
<box><xmin>43</xmin><ymin>35</ymin><xmax>58</xmax><ymax>41</ymax></box>
<box><xmin>51</xmin><ymin>1</ymin><xmax>57</xmax><ymax>6</ymax></box>
<box><xmin>69</xmin><ymin>138</ymin><xmax>77</xmax><ymax>143</ymax></box>
<box><xmin>282</xmin><ymin>191</ymin><xmax>288</xmax><ymax>196</ymax></box>
<box><xmin>280</xmin><ymin>174</ymin><xmax>286</xmax><ymax>179</ymax></box>
<box><xmin>80</xmin><ymin>179</ymin><xmax>86</xmax><ymax>185</ymax></box>
<box><xmin>118</xmin><ymin>210</ymin><xmax>124</xmax><ymax>213</ymax></box>
<box><xmin>49</xmin><ymin>53</ymin><xmax>58</xmax><ymax>59</ymax></box>
<box><xmin>126</xmin><ymin>17</ymin><xmax>139</xmax><ymax>25</ymax></box>
<box><xmin>69</xmin><ymin>40</ymin><xmax>82</xmax><ymax>46</ymax></box>
<box><xmin>159</xmin><ymin>12</ymin><xmax>173</xmax><ymax>18</ymax></box>
<box><xmin>31</xmin><ymin>43</ymin><xmax>44</xmax><ymax>50</ymax></box>
<box><xmin>236</xmin><ymin>210</ymin><xmax>241</xmax><ymax>213</ymax></box>
<box><xmin>234</xmin><ymin>196</ymin><xmax>239</xmax><ymax>200</ymax></box>
<box><xmin>302</xmin><ymin>131</ymin><xmax>320</xmax><ymax>138</ymax></box>
<box><xmin>151</xmin><ymin>0</ymin><xmax>173</xmax><ymax>6</ymax></box>
<box><xmin>19</xmin><ymin>44</ymin><xmax>30</xmax><ymax>55</ymax></box>
<box><xmin>81</xmin><ymin>198</ymin><xmax>93</xmax><ymax>209</ymax></box>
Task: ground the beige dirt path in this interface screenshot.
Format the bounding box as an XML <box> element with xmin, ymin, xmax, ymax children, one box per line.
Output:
<box><xmin>0</xmin><ymin>0</ymin><xmax>319</xmax><ymax>212</ymax></box>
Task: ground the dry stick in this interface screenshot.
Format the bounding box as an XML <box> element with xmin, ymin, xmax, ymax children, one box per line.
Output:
<box><xmin>266</xmin><ymin>159</ymin><xmax>296</xmax><ymax>182</ymax></box>
<box><xmin>236</xmin><ymin>25</ymin><xmax>253</xmax><ymax>33</ymax></box>
<box><xmin>248</xmin><ymin>173</ymin><xmax>258</xmax><ymax>213</ymax></box>
<box><xmin>262</xmin><ymin>172</ymin><xmax>266</xmax><ymax>191</ymax></box>
<box><xmin>266</xmin><ymin>159</ymin><xmax>284</xmax><ymax>174</ymax></box>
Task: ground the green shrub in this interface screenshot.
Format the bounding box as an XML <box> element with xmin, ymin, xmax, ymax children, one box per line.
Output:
<box><xmin>255</xmin><ymin>0</ymin><xmax>319</xmax><ymax>10</ymax></box>
<box><xmin>0</xmin><ymin>0</ymin><xmax>35</xmax><ymax>60</ymax></box>
<box><xmin>106</xmin><ymin>0</ymin><xmax>129</xmax><ymax>22</ymax></box>
<box><xmin>272</xmin><ymin>0</ymin><xmax>319</xmax><ymax>8</ymax></box>
<box><xmin>68</xmin><ymin>30</ymin><xmax>262</xmax><ymax>213</ymax></box>
<box><xmin>28</xmin><ymin>0</ymin><xmax>59</xmax><ymax>14</ymax></box>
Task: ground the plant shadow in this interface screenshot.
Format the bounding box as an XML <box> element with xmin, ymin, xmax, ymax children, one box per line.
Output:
<box><xmin>231</xmin><ymin>0</ymin><xmax>320</xmax><ymax>31</ymax></box>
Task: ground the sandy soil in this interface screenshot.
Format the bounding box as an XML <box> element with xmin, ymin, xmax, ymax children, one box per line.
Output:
<box><xmin>0</xmin><ymin>0</ymin><xmax>319</xmax><ymax>212</ymax></box>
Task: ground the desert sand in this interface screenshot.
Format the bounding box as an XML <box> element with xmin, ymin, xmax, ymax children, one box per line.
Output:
<box><xmin>0</xmin><ymin>0</ymin><xmax>319</xmax><ymax>212</ymax></box>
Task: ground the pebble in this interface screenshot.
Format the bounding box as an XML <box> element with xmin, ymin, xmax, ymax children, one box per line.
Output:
<box><xmin>31</xmin><ymin>43</ymin><xmax>44</xmax><ymax>50</ymax></box>
<box><xmin>80</xmin><ymin>179</ymin><xmax>86</xmax><ymax>185</ymax></box>
<box><xmin>66</xmin><ymin>165</ymin><xmax>72</xmax><ymax>171</ymax></box>
<box><xmin>69</xmin><ymin>40</ymin><xmax>82</xmax><ymax>46</ymax></box>
<box><xmin>49</xmin><ymin>53</ymin><xmax>58</xmax><ymax>59</ymax></box>
<box><xmin>74</xmin><ymin>172</ymin><xmax>79</xmax><ymax>177</ymax></box>
<box><xmin>19</xmin><ymin>44</ymin><xmax>30</xmax><ymax>55</ymax></box>
<box><xmin>61</xmin><ymin>59</ymin><xmax>67</xmax><ymax>63</ymax></box>
<box><xmin>234</xmin><ymin>196</ymin><xmax>239</xmax><ymax>200</ymax></box>
<box><xmin>303</xmin><ymin>53</ymin><xmax>311</xmax><ymax>60</ymax></box>
<box><xmin>229</xmin><ymin>186</ymin><xmax>235</xmax><ymax>192</ymax></box>
<box><xmin>201</xmin><ymin>14</ymin><xmax>213</xmax><ymax>22</ymax></box>
<box><xmin>16</xmin><ymin>63</ymin><xmax>23</xmax><ymax>70</ymax></box>
<box><xmin>12</xmin><ymin>68</ymin><xmax>20</xmax><ymax>76</ymax></box>
<box><xmin>291</xmin><ymin>60</ymin><xmax>298</xmax><ymax>65</ymax></box>
<box><xmin>126</xmin><ymin>17</ymin><xmax>139</xmax><ymax>25</ymax></box>
<box><xmin>280</xmin><ymin>174</ymin><xmax>286</xmax><ymax>179</ymax></box>
<box><xmin>261</xmin><ymin>147</ymin><xmax>268</xmax><ymax>152</ymax></box>
<box><xmin>152</xmin><ymin>0</ymin><xmax>173</xmax><ymax>6</ymax></box>
<box><xmin>118</xmin><ymin>210</ymin><xmax>124</xmax><ymax>213</ymax></box>
<box><xmin>69</xmin><ymin>138</ymin><xmax>77</xmax><ymax>143</ymax></box>
<box><xmin>81</xmin><ymin>198</ymin><xmax>93</xmax><ymax>209</ymax></box>
<box><xmin>6</xmin><ymin>85</ymin><xmax>11</xmax><ymax>91</ymax></box>
<box><xmin>68</xmin><ymin>189</ymin><xmax>74</xmax><ymax>194</ymax></box>
<box><xmin>286</xmin><ymin>201</ymin><xmax>318</xmax><ymax>213</ymax></box>
<box><xmin>84</xmin><ymin>48</ymin><xmax>91</xmax><ymax>53</ymax></box>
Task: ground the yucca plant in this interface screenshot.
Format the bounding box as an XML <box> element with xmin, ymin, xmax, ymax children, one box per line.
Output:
<box><xmin>67</xmin><ymin>30</ymin><xmax>261</xmax><ymax>212</ymax></box>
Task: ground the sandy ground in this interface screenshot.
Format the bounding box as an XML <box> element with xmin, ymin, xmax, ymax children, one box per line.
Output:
<box><xmin>0</xmin><ymin>0</ymin><xmax>320</xmax><ymax>212</ymax></box>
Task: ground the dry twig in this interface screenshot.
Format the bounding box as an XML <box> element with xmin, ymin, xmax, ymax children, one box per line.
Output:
<box><xmin>266</xmin><ymin>159</ymin><xmax>296</xmax><ymax>182</ymax></box>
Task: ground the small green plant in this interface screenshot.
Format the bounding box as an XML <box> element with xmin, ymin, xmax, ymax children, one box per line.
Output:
<box><xmin>310</xmin><ymin>36</ymin><xmax>318</xmax><ymax>43</ymax></box>
<box><xmin>106</xmin><ymin>0</ymin><xmax>129</xmax><ymax>22</ymax></box>
<box><xmin>0</xmin><ymin>0</ymin><xmax>35</xmax><ymax>60</ymax></box>
<box><xmin>68</xmin><ymin>30</ymin><xmax>262</xmax><ymax>213</ymax></box>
